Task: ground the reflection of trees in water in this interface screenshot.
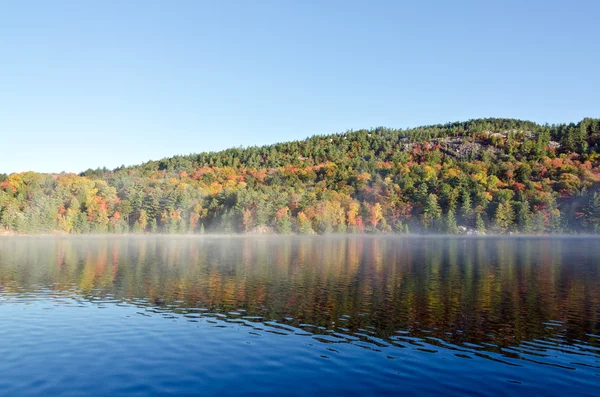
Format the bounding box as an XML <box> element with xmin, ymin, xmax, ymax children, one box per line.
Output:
<box><xmin>0</xmin><ymin>236</ymin><xmax>598</xmax><ymax>353</ymax></box>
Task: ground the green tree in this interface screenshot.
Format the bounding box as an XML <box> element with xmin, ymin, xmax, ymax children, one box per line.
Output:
<box><xmin>494</xmin><ymin>200</ymin><xmax>514</xmax><ymax>233</ymax></box>
<box><xmin>532</xmin><ymin>211</ymin><xmax>546</xmax><ymax>234</ymax></box>
<box><xmin>422</xmin><ymin>194</ymin><xmax>442</xmax><ymax>231</ymax></box>
<box><xmin>149</xmin><ymin>218</ymin><xmax>158</xmax><ymax>233</ymax></box>
<box><xmin>445</xmin><ymin>209</ymin><xmax>458</xmax><ymax>234</ymax></box>
<box><xmin>460</xmin><ymin>191</ymin><xmax>473</xmax><ymax>222</ymax></box>
<box><xmin>275</xmin><ymin>207</ymin><xmax>292</xmax><ymax>234</ymax></box>
<box><xmin>117</xmin><ymin>199</ymin><xmax>133</xmax><ymax>225</ymax></box>
<box><xmin>516</xmin><ymin>199</ymin><xmax>532</xmax><ymax>233</ymax></box>
<box><xmin>583</xmin><ymin>192</ymin><xmax>600</xmax><ymax>232</ymax></box>
<box><xmin>475</xmin><ymin>213</ymin><xmax>486</xmax><ymax>234</ymax></box>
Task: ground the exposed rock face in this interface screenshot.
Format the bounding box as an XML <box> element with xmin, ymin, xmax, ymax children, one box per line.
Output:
<box><xmin>457</xmin><ymin>226</ymin><xmax>486</xmax><ymax>236</ymax></box>
<box><xmin>440</xmin><ymin>138</ymin><xmax>496</xmax><ymax>161</ymax></box>
<box><xmin>246</xmin><ymin>225</ymin><xmax>275</xmax><ymax>235</ymax></box>
<box><xmin>400</xmin><ymin>136</ymin><xmax>501</xmax><ymax>161</ymax></box>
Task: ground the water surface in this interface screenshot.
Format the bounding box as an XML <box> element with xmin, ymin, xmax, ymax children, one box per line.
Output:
<box><xmin>0</xmin><ymin>236</ymin><xmax>599</xmax><ymax>396</ymax></box>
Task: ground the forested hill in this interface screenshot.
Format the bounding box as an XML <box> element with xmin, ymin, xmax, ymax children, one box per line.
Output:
<box><xmin>2</xmin><ymin>118</ymin><xmax>600</xmax><ymax>235</ymax></box>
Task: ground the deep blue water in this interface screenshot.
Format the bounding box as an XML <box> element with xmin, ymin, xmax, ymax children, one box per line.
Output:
<box><xmin>0</xmin><ymin>236</ymin><xmax>598</xmax><ymax>396</ymax></box>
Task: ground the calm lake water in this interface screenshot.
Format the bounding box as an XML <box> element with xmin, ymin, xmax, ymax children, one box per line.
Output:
<box><xmin>0</xmin><ymin>236</ymin><xmax>598</xmax><ymax>396</ymax></box>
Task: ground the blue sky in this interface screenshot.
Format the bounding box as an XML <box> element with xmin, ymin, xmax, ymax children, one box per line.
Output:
<box><xmin>1</xmin><ymin>0</ymin><xmax>599</xmax><ymax>174</ymax></box>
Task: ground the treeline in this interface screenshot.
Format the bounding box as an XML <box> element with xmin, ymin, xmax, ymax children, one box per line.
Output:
<box><xmin>2</xmin><ymin>118</ymin><xmax>600</xmax><ymax>235</ymax></box>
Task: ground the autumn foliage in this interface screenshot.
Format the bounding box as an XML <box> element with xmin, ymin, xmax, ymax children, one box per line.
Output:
<box><xmin>2</xmin><ymin>118</ymin><xmax>600</xmax><ymax>234</ymax></box>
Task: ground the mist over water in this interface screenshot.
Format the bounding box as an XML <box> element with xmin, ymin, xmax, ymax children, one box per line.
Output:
<box><xmin>0</xmin><ymin>236</ymin><xmax>599</xmax><ymax>396</ymax></box>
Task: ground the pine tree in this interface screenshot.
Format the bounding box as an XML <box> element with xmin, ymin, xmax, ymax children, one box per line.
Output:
<box><xmin>175</xmin><ymin>218</ymin><xmax>185</xmax><ymax>234</ymax></box>
<box><xmin>547</xmin><ymin>196</ymin><xmax>564</xmax><ymax>233</ymax></box>
<box><xmin>149</xmin><ymin>218</ymin><xmax>158</xmax><ymax>233</ymax></box>
<box><xmin>132</xmin><ymin>221</ymin><xmax>142</xmax><ymax>233</ymax></box>
<box><xmin>534</xmin><ymin>129</ymin><xmax>550</xmax><ymax>156</ymax></box>
<box><xmin>475</xmin><ymin>213</ymin><xmax>486</xmax><ymax>234</ymax></box>
<box><xmin>494</xmin><ymin>200</ymin><xmax>514</xmax><ymax>232</ymax></box>
<box><xmin>422</xmin><ymin>194</ymin><xmax>442</xmax><ymax>231</ymax></box>
<box><xmin>516</xmin><ymin>199</ymin><xmax>532</xmax><ymax>233</ymax></box>
<box><xmin>416</xmin><ymin>183</ymin><xmax>429</xmax><ymax>202</ymax></box>
<box><xmin>582</xmin><ymin>192</ymin><xmax>600</xmax><ymax>233</ymax></box>
<box><xmin>575</xmin><ymin>123</ymin><xmax>589</xmax><ymax>153</ymax></box>
<box><xmin>167</xmin><ymin>217</ymin><xmax>178</xmax><ymax>234</ymax></box>
<box><xmin>532</xmin><ymin>211</ymin><xmax>546</xmax><ymax>234</ymax></box>
<box><xmin>276</xmin><ymin>207</ymin><xmax>292</xmax><ymax>234</ymax></box>
<box><xmin>460</xmin><ymin>191</ymin><xmax>473</xmax><ymax>222</ymax></box>
<box><xmin>445</xmin><ymin>210</ymin><xmax>458</xmax><ymax>234</ymax></box>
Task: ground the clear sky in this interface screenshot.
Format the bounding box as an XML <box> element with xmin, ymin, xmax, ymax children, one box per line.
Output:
<box><xmin>1</xmin><ymin>0</ymin><xmax>599</xmax><ymax>174</ymax></box>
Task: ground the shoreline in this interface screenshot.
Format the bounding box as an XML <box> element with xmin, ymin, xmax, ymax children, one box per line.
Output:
<box><xmin>2</xmin><ymin>231</ymin><xmax>600</xmax><ymax>239</ymax></box>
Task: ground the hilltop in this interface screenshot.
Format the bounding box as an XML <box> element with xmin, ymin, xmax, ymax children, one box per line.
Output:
<box><xmin>2</xmin><ymin>118</ymin><xmax>600</xmax><ymax>235</ymax></box>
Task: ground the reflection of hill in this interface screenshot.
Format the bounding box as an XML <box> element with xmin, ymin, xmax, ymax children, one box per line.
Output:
<box><xmin>0</xmin><ymin>236</ymin><xmax>598</xmax><ymax>363</ymax></box>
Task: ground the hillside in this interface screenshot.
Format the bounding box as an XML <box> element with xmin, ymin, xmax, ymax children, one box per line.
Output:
<box><xmin>2</xmin><ymin>118</ymin><xmax>600</xmax><ymax>235</ymax></box>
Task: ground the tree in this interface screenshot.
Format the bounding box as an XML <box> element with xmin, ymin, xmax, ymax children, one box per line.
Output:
<box><xmin>75</xmin><ymin>212</ymin><xmax>90</xmax><ymax>234</ymax></box>
<box><xmin>368</xmin><ymin>203</ymin><xmax>384</xmax><ymax>232</ymax></box>
<box><xmin>583</xmin><ymin>192</ymin><xmax>600</xmax><ymax>232</ymax></box>
<box><xmin>117</xmin><ymin>199</ymin><xmax>133</xmax><ymax>225</ymax></box>
<box><xmin>475</xmin><ymin>213</ymin><xmax>486</xmax><ymax>234</ymax></box>
<box><xmin>494</xmin><ymin>200</ymin><xmax>514</xmax><ymax>233</ymax></box>
<box><xmin>416</xmin><ymin>183</ymin><xmax>429</xmax><ymax>203</ymax></box>
<box><xmin>137</xmin><ymin>209</ymin><xmax>148</xmax><ymax>232</ymax></box>
<box><xmin>1</xmin><ymin>117</ymin><xmax>599</xmax><ymax>236</ymax></box>
<box><xmin>445</xmin><ymin>210</ymin><xmax>458</xmax><ymax>234</ymax></box>
<box><xmin>297</xmin><ymin>212</ymin><xmax>314</xmax><ymax>234</ymax></box>
<box><xmin>547</xmin><ymin>196</ymin><xmax>564</xmax><ymax>233</ymax></box>
<box><xmin>275</xmin><ymin>207</ymin><xmax>292</xmax><ymax>234</ymax></box>
<box><xmin>460</xmin><ymin>191</ymin><xmax>473</xmax><ymax>222</ymax></box>
<box><xmin>532</xmin><ymin>211</ymin><xmax>546</xmax><ymax>234</ymax></box>
<box><xmin>422</xmin><ymin>194</ymin><xmax>442</xmax><ymax>231</ymax></box>
<box><xmin>516</xmin><ymin>199</ymin><xmax>532</xmax><ymax>233</ymax></box>
<box><xmin>150</xmin><ymin>218</ymin><xmax>158</xmax><ymax>233</ymax></box>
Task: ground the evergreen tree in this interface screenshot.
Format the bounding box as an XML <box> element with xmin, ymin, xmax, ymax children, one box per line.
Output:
<box><xmin>149</xmin><ymin>218</ymin><xmax>158</xmax><ymax>233</ymax></box>
<box><xmin>276</xmin><ymin>207</ymin><xmax>292</xmax><ymax>234</ymax></box>
<box><xmin>177</xmin><ymin>218</ymin><xmax>187</xmax><ymax>234</ymax></box>
<box><xmin>422</xmin><ymin>194</ymin><xmax>442</xmax><ymax>231</ymax></box>
<box><xmin>494</xmin><ymin>200</ymin><xmax>515</xmax><ymax>233</ymax></box>
<box><xmin>416</xmin><ymin>183</ymin><xmax>429</xmax><ymax>202</ymax></box>
<box><xmin>532</xmin><ymin>211</ymin><xmax>546</xmax><ymax>234</ymax></box>
<box><xmin>547</xmin><ymin>197</ymin><xmax>564</xmax><ymax>234</ymax></box>
<box><xmin>475</xmin><ymin>213</ymin><xmax>486</xmax><ymax>234</ymax></box>
<box><xmin>460</xmin><ymin>191</ymin><xmax>473</xmax><ymax>222</ymax></box>
<box><xmin>75</xmin><ymin>212</ymin><xmax>90</xmax><ymax>234</ymax></box>
<box><xmin>445</xmin><ymin>210</ymin><xmax>458</xmax><ymax>234</ymax></box>
<box><xmin>582</xmin><ymin>192</ymin><xmax>600</xmax><ymax>232</ymax></box>
<box><xmin>516</xmin><ymin>199</ymin><xmax>532</xmax><ymax>233</ymax></box>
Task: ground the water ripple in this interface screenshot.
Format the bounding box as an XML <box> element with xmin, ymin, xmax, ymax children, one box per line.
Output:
<box><xmin>0</xmin><ymin>236</ymin><xmax>599</xmax><ymax>396</ymax></box>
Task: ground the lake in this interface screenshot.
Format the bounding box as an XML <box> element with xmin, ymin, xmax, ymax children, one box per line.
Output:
<box><xmin>0</xmin><ymin>236</ymin><xmax>598</xmax><ymax>396</ymax></box>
